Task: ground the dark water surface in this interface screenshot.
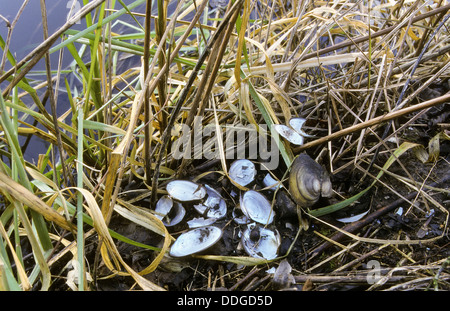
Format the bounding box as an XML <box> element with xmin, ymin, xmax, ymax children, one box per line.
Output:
<box><xmin>0</xmin><ymin>1</ymin><xmax>80</xmax><ymax>162</ymax></box>
<box><xmin>0</xmin><ymin>0</ymin><xmax>146</xmax><ymax>163</ymax></box>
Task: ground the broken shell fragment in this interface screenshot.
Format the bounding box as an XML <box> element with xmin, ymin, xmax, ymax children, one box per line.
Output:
<box><xmin>229</xmin><ymin>159</ymin><xmax>256</xmax><ymax>187</ymax></box>
<box><xmin>193</xmin><ymin>184</ymin><xmax>227</xmax><ymax>219</ymax></box>
<box><xmin>240</xmin><ymin>190</ymin><xmax>275</xmax><ymax>225</ymax></box>
<box><xmin>187</xmin><ymin>217</ymin><xmax>217</xmax><ymax>228</ymax></box>
<box><xmin>272</xmin><ymin>259</ymin><xmax>295</xmax><ymax>290</ymax></box>
<box><xmin>232</xmin><ymin>208</ymin><xmax>250</xmax><ymax>225</ymax></box>
<box><xmin>263</xmin><ymin>173</ymin><xmax>282</xmax><ymax>191</ymax></box>
<box><xmin>274</xmin><ymin>124</ymin><xmax>304</xmax><ymax>145</ymax></box>
<box><xmin>289</xmin><ymin>153</ymin><xmax>332</xmax><ymax>207</ymax></box>
<box><xmin>289</xmin><ymin>118</ymin><xmax>314</xmax><ymax>138</ymax></box>
<box><xmin>241</xmin><ymin>224</ymin><xmax>280</xmax><ymax>260</ymax></box>
<box><xmin>336</xmin><ymin>209</ymin><xmax>369</xmax><ymax>223</ymax></box>
<box><xmin>166</xmin><ymin>180</ymin><xmax>206</xmax><ymax>202</ymax></box>
<box><xmin>194</xmin><ymin>202</ymin><xmax>226</xmax><ymax>219</ymax></box>
<box><xmin>169</xmin><ymin>226</ymin><xmax>223</xmax><ymax>257</ymax></box>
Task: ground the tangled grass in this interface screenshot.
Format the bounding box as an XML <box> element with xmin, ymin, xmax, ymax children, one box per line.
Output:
<box><xmin>0</xmin><ymin>0</ymin><xmax>449</xmax><ymax>290</ymax></box>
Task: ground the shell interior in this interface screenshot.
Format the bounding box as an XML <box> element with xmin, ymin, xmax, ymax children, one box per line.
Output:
<box><xmin>240</xmin><ymin>190</ymin><xmax>274</xmax><ymax>225</ymax></box>
<box><xmin>289</xmin><ymin>118</ymin><xmax>314</xmax><ymax>138</ymax></box>
<box><xmin>229</xmin><ymin>159</ymin><xmax>256</xmax><ymax>187</ymax></box>
<box><xmin>166</xmin><ymin>180</ymin><xmax>206</xmax><ymax>202</ymax></box>
<box><xmin>194</xmin><ymin>201</ymin><xmax>226</xmax><ymax>219</ymax></box>
<box><xmin>162</xmin><ymin>201</ymin><xmax>186</xmax><ymax>227</ymax></box>
<box><xmin>154</xmin><ymin>195</ymin><xmax>173</xmax><ymax>220</ymax></box>
<box><xmin>241</xmin><ymin>224</ymin><xmax>280</xmax><ymax>260</ymax></box>
<box><xmin>263</xmin><ymin>173</ymin><xmax>282</xmax><ymax>191</ymax></box>
<box><xmin>336</xmin><ymin>209</ymin><xmax>369</xmax><ymax>223</ymax></box>
<box><xmin>187</xmin><ymin>217</ymin><xmax>217</xmax><ymax>228</ymax></box>
<box><xmin>169</xmin><ymin>226</ymin><xmax>223</xmax><ymax>257</ymax></box>
<box><xmin>274</xmin><ymin>124</ymin><xmax>304</xmax><ymax>145</ymax></box>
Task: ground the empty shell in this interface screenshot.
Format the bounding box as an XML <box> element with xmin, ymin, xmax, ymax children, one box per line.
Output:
<box><xmin>241</xmin><ymin>224</ymin><xmax>280</xmax><ymax>260</ymax></box>
<box><xmin>166</xmin><ymin>180</ymin><xmax>207</xmax><ymax>202</ymax></box>
<box><xmin>162</xmin><ymin>201</ymin><xmax>186</xmax><ymax>227</ymax></box>
<box><xmin>169</xmin><ymin>226</ymin><xmax>223</xmax><ymax>257</ymax></box>
<box><xmin>154</xmin><ymin>195</ymin><xmax>173</xmax><ymax>220</ymax></box>
<box><xmin>240</xmin><ymin>190</ymin><xmax>275</xmax><ymax>225</ymax></box>
<box><xmin>229</xmin><ymin>159</ymin><xmax>256</xmax><ymax>187</ymax></box>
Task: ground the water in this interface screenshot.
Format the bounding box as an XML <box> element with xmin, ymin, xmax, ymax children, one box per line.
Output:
<box><xmin>1</xmin><ymin>1</ymin><xmax>71</xmax><ymax>163</ymax></box>
<box><xmin>0</xmin><ymin>0</ymin><xmax>146</xmax><ymax>163</ymax></box>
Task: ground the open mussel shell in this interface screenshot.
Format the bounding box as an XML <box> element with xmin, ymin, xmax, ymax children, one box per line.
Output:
<box><xmin>169</xmin><ymin>226</ymin><xmax>223</xmax><ymax>257</ymax></box>
<box><xmin>240</xmin><ymin>190</ymin><xmax>275</xmax><ymax>225</ymax></box>
<box><xmin>274</xmin><ymin>124</ymin><xmax>304</xmax><ymax>146</ymax></box>
<box><xmin>229</xmin><ymin>159</ymin><xmax>256</xmax><ymax>187</ymax></box>
<box><xmin>289</xmin><ymin>153</ymin><xmax>332</xmax><ymax>207</ymax></box>
<box><xmin>154</xmin><ymin>195</ymin><xmax>186</xmax><ymax>227</ymax></box>
<box><xmin>241</xmin><ymin>223</ymin><xmax>280</xmax><ymax>260</ymax></box>
<box><xmin>166</xmin><ymin>180</ymin><xmax>206</xmax><ymax>202</ymax></box>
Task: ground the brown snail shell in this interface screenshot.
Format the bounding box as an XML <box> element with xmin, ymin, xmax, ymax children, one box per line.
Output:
<box><xmin>288</xmin><ymin>153</ymin><xmax>332</xmax><ymax>207</ymax></box>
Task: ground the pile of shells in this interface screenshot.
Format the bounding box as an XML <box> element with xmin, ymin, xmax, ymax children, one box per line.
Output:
<box><xmin>158</xmin><ymin>161</ymin><xmax>280</xmax><ymax>259</ymax></box>
<box><xmin>150</xmin><ymin>119</ymin><xmax>370</xmax><ymax>261</ymax></box>
<box><xmin>155</xmin><ymin>153</ymin><xmax>336</xmax><ymax>261</ymax></box>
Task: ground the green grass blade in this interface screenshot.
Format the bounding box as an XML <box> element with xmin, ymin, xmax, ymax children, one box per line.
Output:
<box><xmin>239</xmin><ymin>69</ymin><xmax>292</xmax><ymax>167</ymax></box>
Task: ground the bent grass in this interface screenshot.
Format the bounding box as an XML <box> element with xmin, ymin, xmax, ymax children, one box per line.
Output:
<box><xmin>0</xmin><ymin>0</ymin><xmax>449</xmax><ymax>290</ymax></box>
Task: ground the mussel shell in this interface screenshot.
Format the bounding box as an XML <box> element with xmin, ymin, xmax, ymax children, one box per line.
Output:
<box><xmin>155</xmin><ymin>195</ymin><xmax>185</xmax><ymax>226</ymax></box>
<box><xmin>166</xmin><ymin>180</ymin><xmax>206</xmax><ymax>202</ymax></box>
<box><xmin>169</xmin><ymin>226</ymin><xmax>223</xmax><ymax>257</ymax></box>
<box><xmin>241</xmin><ymin>224</ymin><xmax>280</xmax><ymax>260</ymax></box>
<box><xmin>229</xmin><ymin>159</ymin><xmax>256</xmax><ymax>187</ymax></box>
<box><xmin>240</xmin><ymin>190</ymin><xmax>275</xmax><ymax>225</ymax></box>
<box><xmin>289</xmin><ymin>153</ymin><xmax>332</xmax><ymax>207</ymax></box>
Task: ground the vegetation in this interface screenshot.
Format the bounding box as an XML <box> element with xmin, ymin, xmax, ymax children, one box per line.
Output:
<box><xmin>0</xmin><ymin>0</ymin><xmax>449</xmax><ymax>290</ymax></box>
